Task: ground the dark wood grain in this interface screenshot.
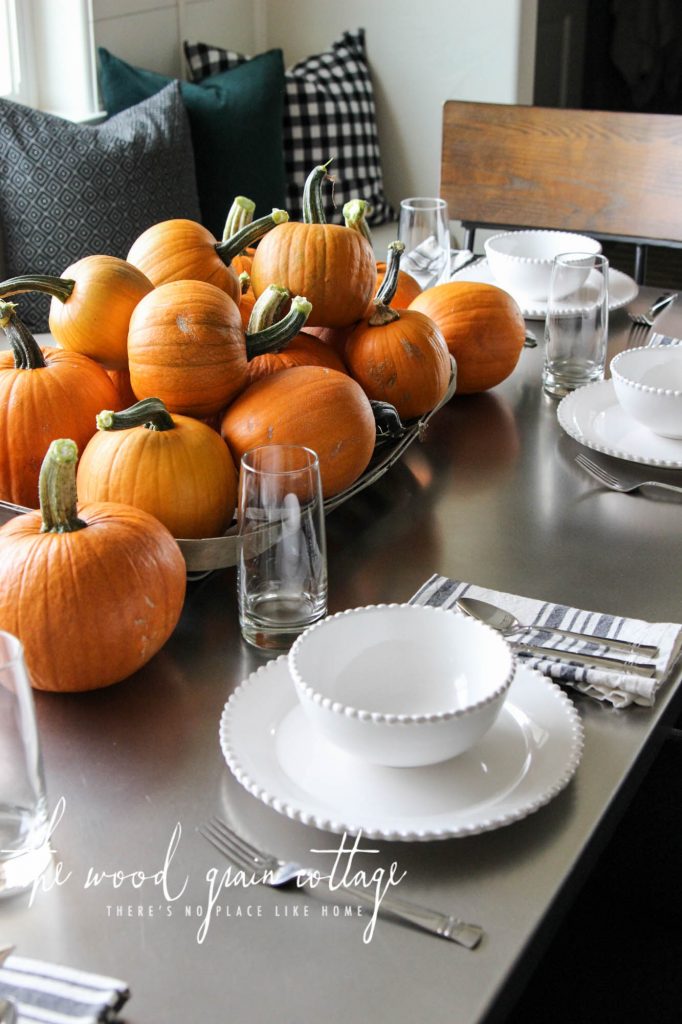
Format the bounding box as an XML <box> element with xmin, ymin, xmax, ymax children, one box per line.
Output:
<box><xmin>441</xmin><ymin>101</ymin><xmax>682</xmax><ymax>243</ymax></box>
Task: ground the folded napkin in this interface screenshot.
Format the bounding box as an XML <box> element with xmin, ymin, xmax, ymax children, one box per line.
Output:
<box><xmin>410</xmin><ymin>575</ymin><xmax>682</xmax><ymax>708</ymax></box>
<box><xmin>0</xmin><ymin>956</ymin><xmax>129</xmax><ymax>1023</ymax></box>
<box><xmin>401</xmin><ymin>239</ymin><xmax>474</xmax><ymax>290</ymax></box>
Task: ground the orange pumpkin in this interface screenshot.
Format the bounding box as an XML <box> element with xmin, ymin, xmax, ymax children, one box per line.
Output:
<box><xmin>127</xmin><ymin>208</ymin><xmax>288</xmax><ymax>304</ymax></box>
<box><xmin>409</xmin><ymin>281</ymin><xmax>526</xmax><ymax>394</ymax></box>
<box><xmin>250</xmin><ymin>164</ymin><xmax>376</xmax><ymax>328</ymax></box>
<box><xmin>127</xmin><ymin>280</ymin><xmax>248</xmax><ymax>418</ymax></box>
<box><xmin>345</xmin><ymin>242</ymin><xmax>451</xmax><ymax>419</ymax></box>
<box><xmin>243</xmin><ymin>285</ymin><xmax>345</xmax><ymax>385</ymax></box>
<box><xmin>107</xmin><ymin>368</ymin><xmax>138</xmax><ymax>408</ymax></box>
<box><xmin>77</xmin><ymin>398</ymin><xmax>237</xmax><ymax>539</ymax></box>
<box><xmin>0</xmin><ymin>301</ymin><xmax>120</xmax><ymax>507</ymax></box>
<box><xmin>0</xmin><ymin>438</ymin><xmax>186</xmax><ymax>692</ymax></box>
<box><xmin>0</xmin><ymin>256</ymin><xmax>153</xmax><ymax>370</ymax></box>
<box><xmin>221</xmin><ymin>365</ymin><xmax>377</xmax><ymax>498</ymax></box>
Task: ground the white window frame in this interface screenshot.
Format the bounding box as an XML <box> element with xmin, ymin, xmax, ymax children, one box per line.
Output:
<box><xmin>0</xmin><ymin>0</ymin><xmax>38</xmax><ymax>107</ymax></box>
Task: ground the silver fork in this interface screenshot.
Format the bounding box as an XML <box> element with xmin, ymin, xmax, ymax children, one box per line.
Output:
<box><xmin>575</xmin><ymin>453</ymin><xmax>682</xmax><ymax>496</ymax></box>
<box><xmin>627</xmin><ymin>292</ymin><xmax>677</xmax><ymax>327</ymax></box>
<box><xmin>201</xmin><ymin>817</ymin><xmax>484</xmax><ymax>948</ymax></box>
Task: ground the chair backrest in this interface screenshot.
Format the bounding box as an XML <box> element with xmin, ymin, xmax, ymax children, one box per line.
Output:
<box><xmin>440</xmin><ymin>100</ymin><xmax>682</xmax><ymax>248</ymax></box>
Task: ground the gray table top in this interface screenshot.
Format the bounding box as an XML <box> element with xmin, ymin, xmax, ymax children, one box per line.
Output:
<box><xmin>4</xmin><ymin>291</ymin><xmax>682</xmax><ymax>1024</ymax></box>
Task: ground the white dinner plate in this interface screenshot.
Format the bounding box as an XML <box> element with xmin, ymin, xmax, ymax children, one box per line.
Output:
<box><xmin>219</xmin><ymin>656</ymin><xmax>584</xmax><ymax>842</ymax></box>
<box><xmin>557</xmin><ymin>379</ymin><xmax>682</xmax><ymax>469</ymax></box>
<box><xmin>451</xmin><ymin>258</ymin><xmax>638</xmax><ymax>320</ymax></box>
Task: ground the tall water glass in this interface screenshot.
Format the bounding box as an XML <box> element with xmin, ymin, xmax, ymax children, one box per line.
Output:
<box><xmin>238</xmin><ymin>445</ymin><xmax>327</xmax><ymax>651</ymax></box>
<box><xmin>0</xmin><ymin>631</ymin><xmax>51</xmax><ymax>898</ymax></box>
<box><xmin>398</xmin><ymin>197</ymin><xmax>451</xmax><ymax>289</ymax></box>
<box><xmin>543</xmin><ymin>252</ymin><xmax>609</xmax><ymax>398</ymax></box>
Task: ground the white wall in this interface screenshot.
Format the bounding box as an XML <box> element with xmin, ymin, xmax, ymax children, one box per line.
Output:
<box><xmin>86</xmin><ymin>0</ymin><xmax>538</xmax><ymax>209</ymax></box>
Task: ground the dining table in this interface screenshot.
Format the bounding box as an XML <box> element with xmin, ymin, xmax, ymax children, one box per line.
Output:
<box><xmin>3</xmin><ymin>284</ymin><xmax>682</xmax><ymax>1024</ymax></box>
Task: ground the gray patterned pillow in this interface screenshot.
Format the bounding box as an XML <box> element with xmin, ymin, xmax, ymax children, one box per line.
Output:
<box><xmin>0</xmin><ymin>82</ymin><xmax>200</xmax><ymax>332</ymax></box>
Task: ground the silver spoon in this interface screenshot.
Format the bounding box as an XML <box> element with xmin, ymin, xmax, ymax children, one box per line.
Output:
<box><xmin>455</xmin><ymin>596</ymin><xmax>660</xmax><ymax>658</ymax></box>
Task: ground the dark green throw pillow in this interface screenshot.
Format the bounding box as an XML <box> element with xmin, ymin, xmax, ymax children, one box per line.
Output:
<box><xmin>98</xmin><ymin>47</ymin><xmax>287</xmax><ymax>238</ymax></box>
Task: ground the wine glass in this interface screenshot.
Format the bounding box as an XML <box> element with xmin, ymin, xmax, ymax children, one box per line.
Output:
<box><xmin>398</xmin><ymin>197</ymin><xmax>451</xmax><ymax>289</ymax></box>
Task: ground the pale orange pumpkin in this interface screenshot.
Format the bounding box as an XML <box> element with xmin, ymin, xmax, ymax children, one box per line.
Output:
<box><xmin>0</xmin><ymin>301</ymin><xmax>120</xmax><ymax>507</ymax></box>
<box><xmin>0</xmin><ymin>438</ymin><xmax>186</xmax><ymax>692</ymax></box>
<box><xmin>0</xmin><ymin>256</ymin><xmax>153</xmax><ymax>370</ymax></box>
<box><xmin>409</xmin><ymin>281</ymin><xmax>526</xmax><ymax>394</ymax></box>
<box><xmin>77</xmin><ymin>398</ymin><xmax>238</xmax><ymax>538</ymax></box>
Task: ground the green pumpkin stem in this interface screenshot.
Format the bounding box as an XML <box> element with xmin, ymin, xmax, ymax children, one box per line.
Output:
<box><xmin>239</xmin><ymin>271</ymin><xmax>251</xmax><ymax>295</ymax></box>
<box><xmin>371</xmin><ymin>400</ymin><xmax>404</xmax><ymax>439</ymax></box>
<box><xmin>222</xmin><ymin>195</ymin><xmax>256</xmax><ymax>243</ymax></box>
<box><xmin>369</xmin><ymin>241</ymin><xmax>404</xmax><ymax>326</ymax></box>
<box><xmin>343</xmin><ymin>199</ymin><xmax>373</xmax><ymax>244</ymax></box>
<box><xmin>39</xmin><ymin>439</ymin><xmax>87</xmax><ymax>534</ymax></box>
<box><xmin>302</xmin><ymin>160</ymin><xmax>334</xmax><ymax>224</ymax></box>
<box><xmin>246</xmin><ymin>295</ymin><xmax>312</xmax><ymax>358</ymax></box>
<box><xmin>0</xmin><ymin>274</ymin><xmax>75</xmax><ymax>304</ymax></box>
<box><xmin>247</xmin><ymin>284</ymin><xmax>291</xmax><ymax>334</ymax></box>
<box><xmin>97</xmin><ymin>397</ymin><xmax>175</xmax><ymax>433</ymax></box>
<box><xmin>215</xmin><ymin>209</ymin><xmax>289</xmax><ymax>264</ymax></box>
<box><xmin>0</xmin><ymin>300</ymin><xmax>47</xmax><ymax>369</ymax></box>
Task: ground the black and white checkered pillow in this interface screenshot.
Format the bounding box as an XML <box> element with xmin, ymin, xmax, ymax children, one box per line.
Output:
<box><xmin>184</xmin><ymin>30</ymin><xmax>393</xmax><ymax>226</ymax></box>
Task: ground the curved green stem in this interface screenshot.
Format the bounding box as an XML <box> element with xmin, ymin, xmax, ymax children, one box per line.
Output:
<box><xmin>215</xmin><ymin>209</ymin><xmax>289</xmax><ymax>264</ymax></box>
<box><xmin>302</xmin><ymin>160</ymin><xmax>333</xmax><ymax>224</ymax></box>
<box><xmin>222</xmin><ymin>195</ymin><xmax>255</xmax><ymax>242</ymax></box>
<box><xmin>0</xmin><ymin>301</ymin><xmax>46</xmax><ymax>369</ymax></box>
<box><xmin>0</xmin><ymin>274</ymin><xmax>75</xmax><ymax>304</ymax></box>
<box><xmin>371</xmin><ymin>401</ymin><xmax>404</xmax><ymax>439</ymax></box>
<box><xmin>239</xmin><ymin>272</ymin><xmax>251</xmax><ymax>295</ymax></box>
<box><xmin>369</xmin><ymin>241</ymin><xmax>405</xmax><ymax>326</ymax></box>
<box><xmin>343</xmin><ymin>199</ymin><xmax>373</xmax><ymax>244</ymax></box>
<box><xmin>97</xmin><ymin>397</ymin><xmax>175</xmax><ymax>433</ymax></box>
<box><xmin>246</xmin><ymin>296</ymin><xmax>312</xmax><ymax>358</ymax></box>
<box><xmin>39</xmin><ymin>439</ymin><xmax>87</xmax><ymax>534</ymax></box>
<box><xmin>247</xmin><ymin>284</ymin><xmax>291</xmax><ymax>334</ymax></box>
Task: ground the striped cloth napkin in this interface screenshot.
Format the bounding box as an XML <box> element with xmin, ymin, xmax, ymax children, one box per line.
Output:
<box><xmin>410</xmin><ymin>575</ymin><xmax>682</xmax><ymax>708</ymax></box>
<box><xmin>0</xmin><ymin>955</ymin><xmax>129</xmax><ymax>1023</ymax></box>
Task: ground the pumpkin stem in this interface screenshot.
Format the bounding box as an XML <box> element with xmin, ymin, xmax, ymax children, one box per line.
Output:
<box><xmin>246</xmin><ymin>295</ymin><xmax>312</xmax><ymax>358</ymax></box>
<box><xmin>215</xmin><ymin>209</ymin><xmax>289</xmax><ymax>264</ymax></box>
<box><xmin>222</xmin><ymin>195</ymin><xmax>256</xmax><ymax>243</ymax></box>
<box><xmin>369</xmin><ymin>241</ymin><xmax>405</xmax><ymax>326</ymax></box>
<box><xmin>0</xmin><ymin>274</ymin><xmax>75</xmax><ymax>304</ymax></box>
<box><xmin>247</xmin><ymin>284</ymin><xmax>291</xmax><ymax>334</ymax></box>
<box><xmin>371</xmin><ymin>400</ymin><xmax>404</xmax><ymax>440</ymax></box>
<box><xmin>39</xmin><ymin>439</ymin><xmax>87</xmax><ymax>534</ymax></box>
<box><xmin>302</xmin><ymin>159</ymin><xmax>334</xmax><ymax>224</ymax></box>
<box><xmin>343</xmin><ymin>199</ymin><xmax>373</xmax><ymax>244</ymax></box>
<box><xmin>97</xmin><ymin>397</ymin><xmax>175</xmax><ymax>433</ymax></box>
<box><xmin>239</xmin><ymin>271</ymin><xmax>251</xmax><ymax>295</ymax></box>
<box><xmin>0</xmin><ymin>300</ymin><xmax>47</xmax><ymax>369</ymax></box>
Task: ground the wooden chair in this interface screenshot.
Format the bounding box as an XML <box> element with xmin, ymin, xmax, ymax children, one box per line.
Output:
<box><xmin>440</xmin><ymin>100</ymin><xmax>682</xmax><ymax>283</ymax></box>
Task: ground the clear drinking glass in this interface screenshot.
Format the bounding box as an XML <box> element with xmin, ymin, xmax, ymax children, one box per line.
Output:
<box><xmin>238</xmin><ymin>444</ymin><xmax>327</xmax><ymax>651</ymax></box>
<box><xmin>543</xmin><ymin>252</ymin><xmax>610</xmax><ymax>398</ymax></box>
<box><xmin>0</xmin><ymin>631</ymin><xmax>51</xmax><ymax>898</ymax></box>
<box><xmin>398</xmin><ymin>197</ymin><xmax>451</xmax><ymax>289</ymax></box>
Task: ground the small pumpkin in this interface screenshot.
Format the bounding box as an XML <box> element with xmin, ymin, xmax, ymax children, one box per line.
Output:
<box><xmin>345</xmin><ymin>242</ymin><xmax>451</xmax><ymax>419</ymax></box>
<box><xmin>0</xmin><ymin>256</ymin><xmax>154</xmax><ymax>370</ymax></box>
<box><xmin>244</xmin><ymin>285</ymin><xmax>345</xmax><ymax>385</ymax></box>
<box><xmin>0</xmin><ymin>301</ymin><xmax>120</xmax><ymax>506</ymax></box>
<box><xmin>0</xmin><ymin>438</ymin><xmax>186</xmax><ymax>692</ymax></box>
<box><xmin>127</xmin><ymin>205</ymin><xmax>288</xmax><ymax>304</ymax></box>
<box><xmin>409</xmin><ymin>281</ymin><xmax>525</xmax><ymax>394</ymax></box>
<box><xmin>77</xmin><ymin>398</ymin><xmax>238</xmax><ymax>539</ymax></box>
<box><xmin>220</xmin><ymin>365</ymin><xmax>377</xmax><ymax>498</ymax></box>
<box><xmin>250</xmin><ymin>163</ymin><xmax>377</xmax><ymax>328</ymax></box>
<box><xmin>107</xmin><ymin>368</ymin><xmax>138</xmax><ymax>408</ymax></box>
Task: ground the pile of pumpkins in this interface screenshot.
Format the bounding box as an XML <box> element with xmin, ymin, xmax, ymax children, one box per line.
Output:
<box><xmin>0</xmin><ymin>164</ymin><xmax>526</xmax><ymax>693</ymax></box>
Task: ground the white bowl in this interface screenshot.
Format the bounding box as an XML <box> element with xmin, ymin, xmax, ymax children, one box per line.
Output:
<box><xmin>484</xmin><ymin>230</ymin><xmax>602</xmax><ymax>301</ymax></box>
<box><xmin>610</xmin><ymin>346</ymin><xmax>682</xmax><ymax>438</ymax></box>
<box><xmin>288</xmin><ymin>603</ymin><xmax>515</xmax><ymax>768</ymax></box>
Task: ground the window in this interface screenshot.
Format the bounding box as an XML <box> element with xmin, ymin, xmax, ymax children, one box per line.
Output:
<box><xmin>0</xmin><ymin>0</ymin><xmax>37</xmax><ymax>106</ymax></box>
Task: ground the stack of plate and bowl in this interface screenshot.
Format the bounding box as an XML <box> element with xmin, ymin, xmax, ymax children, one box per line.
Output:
<box><xmin>219</xmin><ymin>603</ymin><xmax>584</xmax><ymax>841</ymax></box>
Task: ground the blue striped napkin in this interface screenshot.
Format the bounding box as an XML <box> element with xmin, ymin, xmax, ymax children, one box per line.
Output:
<box><xmin>0</xmin><ymin>955</ymin><xmax>129</xmax><ymax>1023</ymax></box>
<box><xmin>410</xmin><ymin>576</ymin><xmax>682</xmax><ymax>708</ymax></box>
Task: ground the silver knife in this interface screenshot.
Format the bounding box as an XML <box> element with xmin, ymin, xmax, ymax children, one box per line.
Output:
<box><xmin>515</xmin><ymin>643</ymin><xmax>658</xmax><ymax>678</ymax></box>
